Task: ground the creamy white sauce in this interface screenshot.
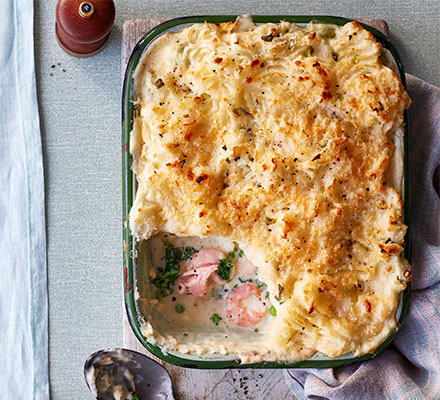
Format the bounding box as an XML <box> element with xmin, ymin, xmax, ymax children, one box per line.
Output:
<box><xmin>136</xmin><ymin>233</ymin><xmax>278</xmax><ymax>362</ymax></box>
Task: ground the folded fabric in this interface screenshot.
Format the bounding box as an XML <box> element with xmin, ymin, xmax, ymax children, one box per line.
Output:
<box><xmin>284</xmin><ymin>74</ymin><xmax>440</xmax><ymax>400</ymax></box>
<box><xmin>0</xmin><ymin>0</ymin><xmax>49</xmax><ymax>399</ymax></box>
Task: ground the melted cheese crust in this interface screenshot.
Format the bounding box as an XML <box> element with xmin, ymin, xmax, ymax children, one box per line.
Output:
<box><xmin>130</xmin><ymin>17</ymin><xmax>411</xmax><ymax>361</ymax></box>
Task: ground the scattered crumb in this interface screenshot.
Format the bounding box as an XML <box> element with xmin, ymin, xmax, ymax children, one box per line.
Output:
<box><xmin>49</xmin><ymin>63</ymin><xmax>67</xmax><ymax>75</ymax></box>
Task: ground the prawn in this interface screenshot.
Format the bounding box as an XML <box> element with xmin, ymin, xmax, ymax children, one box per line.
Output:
<box><xmin>225</xmin><ymin>283</ymin><xmax>267</xmax><ymax>327</ymax></box>
<box><xmin>236</xmin><ymin>257</ymin><xmax>257</xmax><ymax>276</ymax></box>
<box><xmin>175</xmin><ymin>248</ymin><xmax>227</xmax><ymax>300</ymax></box>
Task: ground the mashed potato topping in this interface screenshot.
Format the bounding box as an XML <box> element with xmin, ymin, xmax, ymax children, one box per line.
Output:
<box><xmin>130</xmin><ymin>16</ymin><xmax>411</xmax><ymax>362</ymax></box>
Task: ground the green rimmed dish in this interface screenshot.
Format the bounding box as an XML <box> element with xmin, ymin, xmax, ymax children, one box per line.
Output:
<box><xmin>122</xmin><ymin>15</ymin><xmax>410</xmax><ymax>369</ymax></box>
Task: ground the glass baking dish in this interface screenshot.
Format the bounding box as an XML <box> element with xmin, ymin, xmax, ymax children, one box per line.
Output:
<box><xmin>122</xmin><ymin>15</ymin><xmax>410</xmax><ymax>369</ymax></box>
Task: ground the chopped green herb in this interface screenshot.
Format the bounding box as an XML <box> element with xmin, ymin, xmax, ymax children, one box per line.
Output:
<box><xmin>181</xmin><ymin>246</ymin><xmax>197</xmax><ymax>260</ymax></box>
<box><xmin>265</xmin><ymin>292</ymin><xmax>270</xmax><ymax>299</ymax></box>
<box><xmin>175</xmin><ymin>304</ymin><xmax>185</xmax><ymax>313</ymax></box>
<box><xmin>211</xmin><ymin>313</ymin><xmax>221</xmax><ymax>324</ymax></box>
<box><xmin>130</xmin><ymin>395</ymin><xmax>139</xmax><ymax>400</ymax></box>
<box><xmin>233</xmin><ymin>283</ymin><xmax>239</xmax><ymax>289</ymax></box>
<box><xmin>265</xmin><ymin>217</ymin><xmax>276</xmax><ymax>225</ymax></box>
<box><xmin>217</xmin><ymin>258</ymin><xmax>233</xmax><ymax>281</ymax></box>
<box><xmin>255</xmin><ymin>279</ymin><xmax>265</xmax><ymax>289</ymax></box>
<box><xmin>324</xmin><ymin>29</ymin><xmax>336</xmax><ymax>39</ymax></box>
<box><xmin>238</xmin><ymin>277</ymin><xmax>253</xmax><ymax>283</ymax></box>
<box><xmin>269</xmin><ymin>306</ymin><xmax>277</xmax><ymax>316</ymax></box>
<box><xmin>275</xmin><ymin>294</ymin><xmax>285</xmax><ymax>304</ymax></box>
<box><xmin>261</xmin><ymin>34</ymin><xmax>274</xmax><ymax>42</ymax></box>
<box><xmin>303</xmin><ymin>46</ymin><xmax>314</xmax><ymax>57</ymax></box>
<box><xmin>232</xmin><ymin>107</ymin><xmax>252</xmax><ymax>116</ymax></box>
<box><xmin>227</xmin><ymin>242</ymin><xmax>244</xmax><ymax>259</ymax></box>
<box><xmin>183</xmin><ymin>333</ymin><xmax>188</xmax><ymax>336</ymax></box>
<box><xmin>152</xmin><ymin>242</ymin><xmax>196</xmax><ymax>298</ymax></box>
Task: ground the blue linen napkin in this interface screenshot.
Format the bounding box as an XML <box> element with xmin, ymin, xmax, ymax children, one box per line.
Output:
<box><xmin>0</xmin><ymin>0</ymin><xmax>49</xmax><ymax>398</ymax></box>
<box><xmin>284</xmin><ymin>74</ymin><xmax>440</xmax><ymax>399</ymax></box>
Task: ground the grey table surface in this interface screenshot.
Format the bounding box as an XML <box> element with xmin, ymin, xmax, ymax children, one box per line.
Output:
<box><xmin>34</xmin><ymin>0</ymin><xmax>439</xmax><ymax>399</ymax></box>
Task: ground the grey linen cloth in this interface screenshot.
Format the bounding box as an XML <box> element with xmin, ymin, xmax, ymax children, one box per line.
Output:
<box><xmin>284</xmin><ymin>74</ymin><xmax>440</xmax><ymax>400</ymax></box>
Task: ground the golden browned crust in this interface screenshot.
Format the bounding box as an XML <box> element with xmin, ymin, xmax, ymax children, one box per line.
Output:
<box><xmin>130</xmin><ymin>16</ymin><xmax>411</xmax><ymax>361</ymax></box>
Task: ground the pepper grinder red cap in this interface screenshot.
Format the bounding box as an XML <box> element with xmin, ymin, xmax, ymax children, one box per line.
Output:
<box><xmin>55</xmin><ymin>0</ymin><xmax>115</xmax><ymax>57</ymax></box>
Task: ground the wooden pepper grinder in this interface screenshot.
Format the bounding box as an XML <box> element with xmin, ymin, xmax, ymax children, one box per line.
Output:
<box><xmin>55</xmin><ymin>0</ymin><xmax>115</xmax><ymax>57</ymax></box>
